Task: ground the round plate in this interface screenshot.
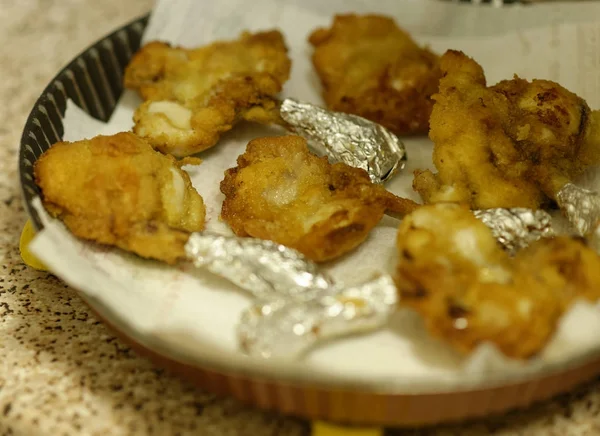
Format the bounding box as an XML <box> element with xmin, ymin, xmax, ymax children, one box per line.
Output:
<box><xmin>19</xmin><ymin>13</ymin><xmax>600</xmax><ymax>427</ymax></box>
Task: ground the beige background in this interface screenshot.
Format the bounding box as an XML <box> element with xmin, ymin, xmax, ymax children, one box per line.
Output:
<box><xmin>2</xmin><ymin>0</ymin><xmax>600</xmax><ymax>434</ymax></box>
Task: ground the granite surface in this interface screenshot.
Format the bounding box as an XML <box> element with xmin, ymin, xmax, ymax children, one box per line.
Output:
<box><xmin>3</xmin><ymin>0</ymin><xmax>600</xmax><ymax>435</ymax></box>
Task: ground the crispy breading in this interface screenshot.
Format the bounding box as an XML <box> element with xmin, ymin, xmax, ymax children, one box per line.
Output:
<box><xmin>308</xmin><ymin>14</ymin><xmax>440</xmax><ymax>136</ymax></box>
<box><xmin>34</xmin><ymin>132</ymin><xmax>205</xmax><ymax>264</ymax></box>
<box><xmin>395</xmin><ymin>203</ymin><xmax>600</xmax><ymax>359</ymax></box>
<box><xmin>519</xmin><ymin>236</ymin><xmax>600</xmax><ymax>305</ymax></box>
<box><xmin>413</xmin><ymin>50</ymin><xmax>600</xmax><ymax>209</ymax></box>
<box><xmin>124</xmin><ymin>31</ymin><xmax>291</xmax><ymax>157</ymax></box>
<box><xmin>220</xmin><ymin>135</ymin><xmax>419</xmax><ymax>262</ymax></box>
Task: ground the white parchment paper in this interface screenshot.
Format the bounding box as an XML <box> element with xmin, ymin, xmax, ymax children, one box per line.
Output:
<box><xmin>28</xmin><ymin>0</ymin><xmax>600</xmax><ymax>392</ymax></box>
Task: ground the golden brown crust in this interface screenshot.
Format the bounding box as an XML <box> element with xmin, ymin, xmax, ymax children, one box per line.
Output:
<box><xmin>519</xmin><ymin>236</ymin><xmax>600</xmax><ymax>304</ymax></box>
<box><xmin>414</xmin><ymin>50</ymin><xmax>600</xmax><ymax>209</ymax></box>
<box><xmin>395</xmin><ymin>203</ymin><xmax>600</xmax><ymax>359</ymax></box>
<box><xmin>34</xmin><ymin>132</ymin><xmax>205</xmax><ymax>264</ymax></box>
<box><xmin>124</xmin><ymin>32</ymin><xmax>290</xmax><ymax>101</ymax></box>
<box><xmin>124</xmin><ymin>31</ymin><xmax>291</xmax><ymax>157</ymax></box>
<box><xmin>220</xmin><ymin>135</ymin><xmax>419</xmax><ymax>262</ymax></box>
<box><xmin>309</xmin><ymin>14</ymin><xmax>441</xmax><ymax>136</ymax></box>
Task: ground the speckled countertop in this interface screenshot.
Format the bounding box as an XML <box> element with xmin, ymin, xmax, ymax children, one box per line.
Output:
<box><xmin>3</xmin><ymin>1</ymin><xmax>600</xmax><ymax>435</ymax></box>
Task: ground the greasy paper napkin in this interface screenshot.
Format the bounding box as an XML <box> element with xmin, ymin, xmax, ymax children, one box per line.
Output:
<box><xmin>28</xmin><ymin>0</ymin><xmax>600</xmax><ymax>391</ymax></box>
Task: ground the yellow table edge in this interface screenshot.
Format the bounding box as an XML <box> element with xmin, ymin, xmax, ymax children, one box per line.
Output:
<box><xmin>312</xmin><ymin>421</ymin><xmax>383</xmax><ymax>436</ymax></box>
<box><xmin>19</xmin><ymin>219</ymin><xmax>48</xmax><ymax>271</ymax></box>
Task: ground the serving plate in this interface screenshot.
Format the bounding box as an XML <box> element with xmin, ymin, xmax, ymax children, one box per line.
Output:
<box><xmin>19</xmin><ymin>11</ymin><xmax>600</xmax><ymax>427</ymax></box>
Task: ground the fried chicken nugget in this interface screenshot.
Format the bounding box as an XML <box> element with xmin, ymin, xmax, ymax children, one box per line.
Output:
<box><xmin>34</xmin><ymin>132</ymin><xmax>205</xmax><ymax>264</ymax></box>
<box><xmin>309</xmin><ymin>14</ymin><xmax>440</xmax><ymax>136</ymax></box>
<box><xmin>124</xmin><ymin>31</ymin><xmax>291</xmax><ymax>157</ymax></box>
<box><xmin>220</xmin><ymin>135</ymin><xmax>419</xmax><ymax>262</ymax></box>
<box><xmin>396</xmin><ymin>203</ymin><xmax>600</xmax><ymax>359</ymax></box>
<box><xmin>414</xmin><ymin>50</ymin><xmax>600</xmax><ymax>209</ymax></box>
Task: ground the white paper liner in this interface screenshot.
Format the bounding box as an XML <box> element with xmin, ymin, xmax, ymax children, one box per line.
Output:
<box><xmin>27</xmin><ymin>0</ymin><xmax>600</xmax><ymax>393</ymax></box>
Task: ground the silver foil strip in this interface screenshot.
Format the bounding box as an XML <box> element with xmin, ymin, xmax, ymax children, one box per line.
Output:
<box><xmin>556</xmin><ymin>183</ymin><xmax>600</xmax><ymax>236</ymax></box>
<box><xmin>473</xmin><ymin>208</ymin><xmax>555</xmax><ymax>254</ymax></box>
<box><xmin>279</xmin><ymin>98</ymin><xmax>407</xmax><ymax>184</ymax></box>
<box><xmin>184</xmin><ymin>233</ymin><xmax>333</xmax><ymax>301</ymax></box>
<box><xmin>238</xmin><ymin>274</ymin><xmax>398</xmax><ymax>359</ymax></box>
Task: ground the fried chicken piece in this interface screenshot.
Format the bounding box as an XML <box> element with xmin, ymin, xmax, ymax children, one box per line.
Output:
<box><xmin>34</xmin><ymin>132</ymin><xmax>205</xmax><ymax>264</ymax></box>
<box><xmin>220</xmin><ymin>135</ymin><xmax>419</xmax><ymax>262</ymax></box>
<box><xmin>124</xmin><ymin>31</ymin><xmax>291</xmax><ymax>157</ymax></box>
<box><xmin>308</xmin><ymin>14</ymin><xmax>440</xmax><ymax>136</ymax></box>
<box><xmin>414</xmin><ymin>50</ymin><xmax>600</xmax><ymax>209</ymax></box>
<box><xmin>395</xmin><ymin>203</ymin><xmax>600</xmax><ymax>359</ymax></box>
<box><xmin>519</xmin><ymin>236</ymin><xmax>600</xmax><ymax>305</ymax></box>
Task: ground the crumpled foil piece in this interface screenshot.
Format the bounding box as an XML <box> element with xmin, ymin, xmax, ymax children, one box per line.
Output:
<box><xmin>238</xmin><ymin>274</ymin><xmax>398</xmax><ymax>359</ymax></box>
<box><xmin>473</xmin><ymin>208</ymin><xmax>555</xmax><ymax>254</ymax></box>
<box><xmin>185</xmin><ymin>233</ymin><xmax>397</xmax><ymax>359</ymax></box>
<box><xmin>279</xmin><ymin>98</ymin><xmax>407</xmax><ymax>184</ymax></box>
<box><xmin>184</xmin><ymin>233</ymin><xmax>333</xmax><ymax>301</ymax></box>
<box><xmin>556</xmin><ymin>183</ymin><xmax>600</xmax><ymax>236</ymax></box>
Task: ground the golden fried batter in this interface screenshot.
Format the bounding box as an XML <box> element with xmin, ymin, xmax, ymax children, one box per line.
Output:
<box><xmin>396</xmin><ymin>203</ymin><xmax>600</xmax><ymax>359</ymax></box>
<box><xmin>414</xmin><ymin>50</ymin><xmax>600</xmax><ymax>209</ymax></box>
<box><xmin>124</xmin><ymin>31</ymin><xmax>291</xmax><ymax>157</ymax></box>
<box><xmin>220</xmin><ymin>135</ymin><xmax>419</xmax><ymax>262</ymax></box>
<box><xmin>309</xmin><ymin>14</ymin><xmax>440</xmax><ymax>136</ymax></box>
<box><xmin>34</xmin><ymin>132</ymin><xmax>205</xmax><ymax>264</ymax></box>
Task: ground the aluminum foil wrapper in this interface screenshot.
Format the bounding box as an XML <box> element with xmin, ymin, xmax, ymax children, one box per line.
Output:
<box><xmin>279</xmin><ymin>98</ymin><xmax>406</xmax><ymax>184</ymax></box>
<box><xmin>556</xmin><ymin>183</ymin><xmax>600</xmax><ymax>236</ymax></box>
<box><xmin>184</xmin><ymin>233</ymin><xmax>333</xmax><ymax>301</ymax></box>
<box><xmin>238</xmin><ymin>274</ymin><xmax>398</xmax><ymax>359</ymax></box>
<box><xmin>473</xmin><ymin>208</ymin><xmax>555</xmax><ymax>254</ymax></box>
